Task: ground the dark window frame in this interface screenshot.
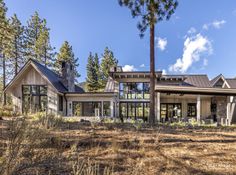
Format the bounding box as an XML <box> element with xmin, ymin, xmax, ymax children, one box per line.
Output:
<box><xmin>187</xmin><ymin>103</ymin><xmax>197</xmax><ymax>117</ymax></box>
<box><xmin>22</xmin><ymin>85</ymin><xmax>48</xmax><ymax>113</ymax></box>
<box><xmin>119</xmin><ymin>102</ymin><xmax>149</xmax><ymax>122</ymax></box>
<box><xmin>58</xmin><ymin>95</ymin><xmax>63</xmax><ymax>112</ymax></box>
<box><xmin>119</xmin><ymin>82</ymin><xmax>150</xmax><ymax>100</ymax></box>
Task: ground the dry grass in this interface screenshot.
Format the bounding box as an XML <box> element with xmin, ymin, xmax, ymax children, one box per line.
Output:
<box><xmin>1</xmin><ymin>118</ymin><xmax>236</xmax><ymax>175</ymax></box>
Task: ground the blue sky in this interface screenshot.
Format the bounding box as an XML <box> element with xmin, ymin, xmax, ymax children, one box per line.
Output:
<box><xmin>4</xmin><ymin>0</ymin><xmax>236</xmax><ymax>82</ymax></box>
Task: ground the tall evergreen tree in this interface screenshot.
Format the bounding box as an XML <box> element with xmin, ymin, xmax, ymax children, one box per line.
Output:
<box><xmin>86</xmin><ymin>52</ymin><xmax>101</xmax><ymax>92</ymax></box>
<box><xmin>54</xmin><ymin>41</ymin><xmax>80</xmax><ymax>79</ymax></box>
<box><xmin>35</xmin><ymin>26</ymin><xmax>55</xmax><ymax>67</ymax></box>
<box><xmin>100</xmin><ymin>47</ymin><xmax>118</xmax><ymax>89</ymax></box>
<box><xmin>24</xmin><ymin>11</ymin><xmax>54</xmax><ymax>66</ymax></box>
<box><xmin>0</xmin><ymin>0</ymin><xmax>11</xmax><ymax>105</ymax></box>
<box><xmin>119</xmin><ymin>0</ymin><xmax>178</xmax><ymax>125</ymax></box>
<box><xmin>7</xmin><ymin>14</ymin><xmax>25</xmax><ymax>76</ymax></box>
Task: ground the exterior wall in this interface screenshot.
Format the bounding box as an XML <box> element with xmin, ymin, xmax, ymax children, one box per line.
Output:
<box><xmin>66</xmin><ymin>95</ymin><xmax>117</xmax><ymax>117</ymax></box>
<box><xmin>159</xmin><ymin>94</ymin><xmax>211</xmax><ymax>119</ymax></box>
<box><xmin>7</xmin><ymin>65</ymin><xmax>59</xmax><ymax>115</ymax></box>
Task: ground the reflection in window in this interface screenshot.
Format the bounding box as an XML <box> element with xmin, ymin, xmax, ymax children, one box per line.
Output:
<box><xmin>22</xmin><ymin>85</ymin><xmax>47</xmax><ymax>114</ymax></box>
<box><xmin>187</xmin><ymin>103</ymin><xmax>196</xmax><ymax>117</ymax></box>
<box><xmin>103</xmin><ymin>101</ymin><xmax>111</xmax><ymax>116</ymax></box>
<box><xmin>119</xmin><ymin>102</ymin><xmax>149</xmax><ymax>122</ymax></box>
<box><xmin>72</xmin><ymin>102</ymin><xmax>102</xmax><ymax>116</ymax></box>
<box><xmin>119</xmin><ymin>82</ymin><xmax>150</xmax><ymax>99</ymax></box>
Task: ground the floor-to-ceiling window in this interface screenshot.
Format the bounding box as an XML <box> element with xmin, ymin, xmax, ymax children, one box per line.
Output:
<box><xmin>119</xmin><ymin>102</ymin><xmax>149</xmax><ymax>121</ymax></box>
<box><xmin>72</xmin><ymin>101</ymin><xmax>109</xmax><ymax>117</ymax></box>
<box><xmin>22</xmin><ymin>85</ymin><xmax>47</xmax><ymax>114</ymax></box>
<box><xmin>160</xmin><ymin>103</ymin><xmax>182</xmax><ymax>122</ymax></box>
<box><xmin>119</xmin><ymin>82</ymin><xmax>150</xmax><ymax>99</ymax></box>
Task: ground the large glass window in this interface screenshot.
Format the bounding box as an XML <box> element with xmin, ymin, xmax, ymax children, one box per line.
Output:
<box><xmin>119</xmin><ymin>102</ymin><xmax>149</xmax><ymax>121</ymax></box>
<box><xmin>187</xmin><ymin>103</ymin><xmax>196</xmax><ymax>117</ymax></box>
<box><xmin>160</xmin><ymin>103</ymin><xmax>182</xmax><ymax>122</ymax></box>
<box><xmin>72</xmin><ymin>102</ymin><xmax>102</xmax><ymax>116</ymax></box>
<box><xmin>103</xmin><ymin>101</ymin><xmax>111</xmax><ymax>117</ymax></box>
<box><xmin>22</xmin><ymin>85</ymin><xmax>47</xmax><ymax>114</ymax></box>
<box><xmin>119</xmin><ymin>82</ymin><xmax>150</xmax><ymax>99</ymax></box>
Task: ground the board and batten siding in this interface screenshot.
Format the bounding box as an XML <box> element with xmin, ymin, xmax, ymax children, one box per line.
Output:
<box><xmin>8</xmin><ymin>65</ymin><xmax>59</xmax><ymax>115</ymax></box>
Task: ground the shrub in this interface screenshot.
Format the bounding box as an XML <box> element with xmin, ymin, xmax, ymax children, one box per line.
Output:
<box><xmin>71</xmin><ymin>158</ymin><xmax>113</xmax><ymax>175</ymax></box>
<box><xmin>32</xmin><ymin>112</ymin><xmax>64</xmax><ymax>129</ymax></box>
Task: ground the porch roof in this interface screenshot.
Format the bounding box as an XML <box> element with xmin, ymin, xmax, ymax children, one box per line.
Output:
<box><xmin>155</xmin><ymin>85</ymin><xmax>236</xmax><ymax>96</ymax></box>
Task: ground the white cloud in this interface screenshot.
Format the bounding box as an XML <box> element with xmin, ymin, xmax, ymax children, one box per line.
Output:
<box><xmin>162</xmin><ymin>69</ymin><xmax>167</xmax><ymax>75</ymax></box>
<box><xmin>169</xmin><ymin>33</ymin><xmax>212</xmax><ymax>73</ymax></box>
<box><xmin>156</xmin><ymin>37</ymin><xmax>167</xmax><ymax>51</ymax></box>
<box><xmin>203</xmin><ymin>59</ymin><xmax>208</xmax><ymax>66</ymax></box>
<box><xmin>203</xmin><ymin>20</ymin><xmax>226</xmax><ymax>30</ymax></box>
<box><xmin>122</xmin><ymin>65</ymin><xmax>137</xmax><ymax>72</ymax></box>
<box><xmin>140</xmin><ymin>64</ymin><xmax>145</xmax><ymax>68</ymax></box>
<box><xmin>187</xmin><ymin>27</ymin><xmax>197</xmax><ymax>34</ymax></box>
<box><xmin>212</xmin><ymin>20</ymin><xmax>226</xmax><ymax>29</ymax></box>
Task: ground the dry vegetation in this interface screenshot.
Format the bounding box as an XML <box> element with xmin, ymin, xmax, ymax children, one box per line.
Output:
<box><xmin>0</xmin><ymin>117</ymin><xmax>236</xmax><ymax>175</ymax></box>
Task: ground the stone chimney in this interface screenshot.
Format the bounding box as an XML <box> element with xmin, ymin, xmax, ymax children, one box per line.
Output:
<box><xmin>61</xmin><ymin>61</ymin><xmax>75</xmax><ymax>92</ymax></box>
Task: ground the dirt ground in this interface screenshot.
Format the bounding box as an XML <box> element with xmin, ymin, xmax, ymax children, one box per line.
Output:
<box><xmin>1</xmin><ymin>119</ymin><xmax>236</xmax><ymax>175</ymax></box>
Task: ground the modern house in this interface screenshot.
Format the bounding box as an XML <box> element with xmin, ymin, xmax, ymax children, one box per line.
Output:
<box><xmin>4</xmin><ymin>59</ymin><xmax>236</xmax><ymax>125</ymax></box>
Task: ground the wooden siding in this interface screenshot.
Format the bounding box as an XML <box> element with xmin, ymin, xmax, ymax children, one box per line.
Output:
<box><xmin>7</xmin><ymin>65</ymin><xmax>59</xmax><ymax>115</ymax></box>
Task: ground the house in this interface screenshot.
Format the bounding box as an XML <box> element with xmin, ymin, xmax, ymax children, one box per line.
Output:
<box><xmin>4</xmin><ymin>59</ymin><xmax>236</xmax><ymax>125</ymax></box>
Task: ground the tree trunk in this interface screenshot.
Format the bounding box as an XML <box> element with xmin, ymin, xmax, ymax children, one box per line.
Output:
<box><xmin>15</xmin><ymin>36</ymin><xmax>18</xmax><ymax>76</ymax></box>
<box><xmin>149</xmin><ymin>24</ymin><xmax>155</xmax><ymax>125</ymax></box>
<box><xmin>3</xmin><ymin>54</ymin><xmax>6</xmax><ymax>105</ymax></box>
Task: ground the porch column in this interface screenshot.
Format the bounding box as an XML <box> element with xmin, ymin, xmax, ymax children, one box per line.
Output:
<box><xmin>197</xmin><ymin>95</ymin><xmax>201</xmax><ymax>122</ymax></box>
<box><xmin>156</xmin><ymin>92</ymin><xmax>161</xmax><ymax>122</ymax></box>
<box><xmin>226</xmin><ymin>96</ymin><xmax>233</xmax><ymax>126</ymax></box>
<box><xmin>110</xmin><ymin>100</ymin><xmax>114</xmax><ymax>118</ymax></box>
<box><xmin>101</xmin><ymin>101</ymin><xmax>104</xmax><ymax>117</ymax></box>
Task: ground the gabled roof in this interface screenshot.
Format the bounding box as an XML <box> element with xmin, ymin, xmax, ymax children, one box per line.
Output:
<box><xmin>159</xmin><ymin>74</ymin><xmax>211</xmax><ymax>88</ymax></box>
<box><xmin>184</xmin><ymin>75</ymin><xmax>211</xmax><ymax>88</ymax></box>
<box><xmin>225</xmin><ymin>79</ymin><xmax>236</xmax><ymax>88</ymax></box>
<box><xmin>5</xmin><ymin>59</ymin><xmax>84</xmax><ymax>94</ymax></box>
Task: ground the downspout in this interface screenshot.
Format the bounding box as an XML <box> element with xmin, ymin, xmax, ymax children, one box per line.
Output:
<box><xmin>63</xmin><ymin>93</ymin><xmax>68</xmax><ymax>116</ymax></box>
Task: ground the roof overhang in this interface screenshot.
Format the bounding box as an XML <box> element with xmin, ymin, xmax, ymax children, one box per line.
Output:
<box><xmin>4</xmin><ymin>59</ymin><xmax>62</xmax><ymax>95</ymax></box>
<box><xmin>111</xmin><ymin>71</ymin><xmax>162</xmax><ymax>79</ymax></box>
<box><xmin>65</xmin><ymin>92</ymin><xmax>117</xmax><ymax>97</ymax></box>
<box><xmin>155</xmin><ymin>85</ymin><xmax>236</xmax><ymax>96</ymax></box>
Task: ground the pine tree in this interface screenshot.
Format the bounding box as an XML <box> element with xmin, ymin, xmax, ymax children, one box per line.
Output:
<box><xmin>24</xmin><ymin>11</ymin><xmax>43</xmax><ymax>60</ymax></box>
<box><xmin>100</xmin><ymin>47</ymin><xmax>118</xmax><ymax>89</ymax></box>
<box><xmin>54</xmin><ymin>41</ymin><xmax>80</xmax><ymax>79</ymax></box>
<box><xmin>24</xmin><ymin>11</ymin><xmax>55</xmax><ymax>66</ymax></box>
<box><xmin>86</xmin><ymin>52</ymin><xmax>102</xmax><ymax>92</ymax></box>
<box><xmin>35</xmin><ymin>26</ymin><xmax>55</xmax><ymax>67</ymax></box>
<box><xmin>119</xmin><ymin>0</ymin><xmax>178</xmax><ymax>124</ymax></box>
<box><xmin>7</xmin><ymin>14</ymin><xmax>25</xmax><ymax>76</ymax></box>
<box><xmin>0</xmin><ymin>0</ymin><xmax>11</xmax><ymax>105</ymax></box>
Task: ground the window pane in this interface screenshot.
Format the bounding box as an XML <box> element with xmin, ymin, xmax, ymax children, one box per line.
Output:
<box><xmin>136</xmin><ymin>103</ymin><xmax>143</xmax><ymax>119</ymax></box>
<box><xmin>136</xmin><ymin>83</ymin><xmax>143</xmax><ymax>99</ymax></box>
<box><xmin>40</xmin><ymin>86</ymin><xmax>47</xmax><ymax>95</ymax></box>
<box><xmin>73</xmin><ymin>102</ymin><xmax>82</xmax><ymax>116</ymax></box>
<box><xmin>128</xmin><ymin>103</ymin><xmax>136</xmax><ymax>119</ymax></box>
<box><xmin>143</xmin><ymin>83</ymin><xmax>150</xmax><ymax>99</ymax></box>
<box><xmin>31</xmin><ymin>85</ymin><xmax>39</xmax><ymax>94</ymax></box>
<box><xmin>23</xmin><ymin>86</ymin><xmax>30</xmax><ymax>94</ymax></box>
<box><xmin>103</xmin><ymin>101</ymin><xmax>111</xmax><ymax>117</ymax></box>
<box><xmin>144</xmin><ymin>103</ymin><xmax>149</xmax><ymax>121</ymax></box>
<box><xmin>120</xmin><ymin>103</ymin><xmax>127</xmax><ymax>118</ymax></box>
<box><xmin>40</xmin><ymin>96</ymin><xmax>48</xmax><ymax>111</ymax></box>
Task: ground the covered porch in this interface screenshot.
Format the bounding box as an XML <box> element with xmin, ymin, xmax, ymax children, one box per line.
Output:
<box><xmin>155</xmin><ymin>85</ymin><xmax>236</xmax><ymax>125</ymax></box>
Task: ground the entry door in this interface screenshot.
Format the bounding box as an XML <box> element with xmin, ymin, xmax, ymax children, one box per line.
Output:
<box><xmin>161</xmin><ymin>103</ymin><xmax>182</xmax><ymax>122</ymax></box>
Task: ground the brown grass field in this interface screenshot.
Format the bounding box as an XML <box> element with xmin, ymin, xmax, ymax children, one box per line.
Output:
<box><xmin>0</xmin><ymin>118</ymin><xmax>236</xmax><ymax>175</ymax></box>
